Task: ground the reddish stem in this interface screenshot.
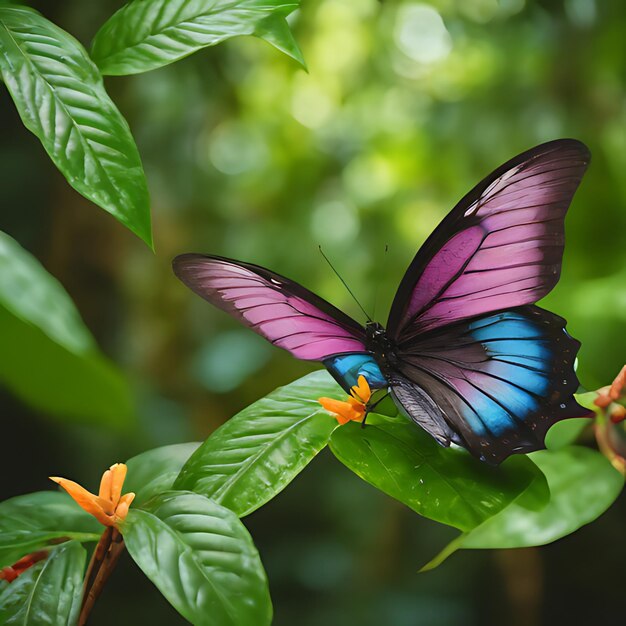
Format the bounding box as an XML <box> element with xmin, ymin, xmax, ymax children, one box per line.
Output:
<box><xmin>78</xmin><ymin>527</ymin><xmax>125</xmax><ymax>626</ymax></box>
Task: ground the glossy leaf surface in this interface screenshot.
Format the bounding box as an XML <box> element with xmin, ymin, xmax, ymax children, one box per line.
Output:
<box><xmin>330</xmin><ymin>415</ymin><xmax>546</xmax><ymax>531</ymax></box>
<box><xmin>462</xmin><ymin>446</ymin><xmax>623</xmax><ymax>548</ymax></box>
<box><xmin>121</xmin><ymin>491</ymin><xmax>271</xmax><ymax>626</ymax></box>
<box><xmin>91</xmin><ymin>0</ymin><xmax>303</xmax><ymax>75</ymax></box>
<box><xmin>0</xmin><ymin>5</ymin><xmax>151</xmax><ymax>244</ymax></box>
<box><xmin>423</xmin><ymin>447</ymin><xmax>624</xmax><ymax>570</ymax></box>
<box><xmin>0</xmin><ymin>541</ymin><xmax>86</xmax><ymax>626</ymax></box>
<box><xmin>175</xmin><ymin>371</ymin><xmax>340</xmax><ymax>516</ymax></box>
<box><xmin>0</xmin><ymin>492</ymin><xmax>101</xmax><ymax>568</ymax></box>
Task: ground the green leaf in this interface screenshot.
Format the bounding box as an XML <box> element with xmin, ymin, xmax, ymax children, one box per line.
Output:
<box><xmin>0</xmin><ymin>541</ymin><xmax>86</xmax><ymax>625</ymax></box>
<box><xmin>253</xmin><ymin>14</ymin><xmax>305</xmax><ymax>68</ymax></box>
<box><xmin>174</xmin><ymin>371</ymin><xmax>340</xmax><ymax>516</ymax></box>
<box><xmin>463</xmin><ymin>447</ymin><xmax>623</xmax><ymax>548</ymax></box>
<box><xmin>545</xmin><ymin>417</ymin><xmax>591</xmax><ymax>450</ymax></box>
<box><xmin>0</xmin><ymin>5</ymin><xmax>152</xmax><ymax>245</ymax></box>
<box><xmin>423</xmin><ymin>447</ymin><xmax>624</xmax><ymax>570</ymax></box>
<box><xmin>125</xmin><ymin>442</ymin><xmax>201</xmax><ymax>507</ymax></box>
<box><xmin>91</xmin><ymin>0</ymin><xmax>303</xmax><ymax>76</ymax></box>
<box><xmin>330</xmin><ymin>415</ymin><xmax>545</xmax><ymax>532</ymax></box>
<box><xmin>0</xmin><ymin>492</ymin><xmax>101</xmax><ymax>568</ymax></box>
<box><xmin>575</xmin><ymin>390</ymin><xmax>602</xmax><ymax>412</ymax></box>
<box><xmin>0</xmin><ymin>231</ymin><xmax>133</xmax><ymax>426</ymax></box>
<box><xmin>121</xmin><ymin>491</ymin><xmax>272</xmax><ymax>626</ymax></box>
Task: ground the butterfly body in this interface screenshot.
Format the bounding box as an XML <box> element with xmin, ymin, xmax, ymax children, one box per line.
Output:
<box><xmin>174</xmin><ymin>139</ymin><xmax>592</xmax><ymax>464</ymax></box>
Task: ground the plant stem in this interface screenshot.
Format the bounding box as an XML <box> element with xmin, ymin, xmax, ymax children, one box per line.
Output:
<box><xmin>78</xmin><ymin>527</ymin><xmax>125</xmax><ymax>626</ymax></box>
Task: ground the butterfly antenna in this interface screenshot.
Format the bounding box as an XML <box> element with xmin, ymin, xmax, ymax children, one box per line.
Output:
<box><xmin>318</xmin><ymin>246</ymin><xmax>372</xmax><ymax>323</ymax></box>
<box><xmin>372</xmin><ymin>244</ymin><xmax>388</xmax><ymax>322</ymax></box>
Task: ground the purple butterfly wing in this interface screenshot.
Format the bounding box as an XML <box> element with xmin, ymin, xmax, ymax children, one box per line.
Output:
<box><xmin>387</xmin><ymin>139</ymin><xmax>590</xmax><ymax>339</ymax></box>
<box><xmin>172</xmin><ymin>254</ymin><xmax>366</xmax><ymax>361</ymax></box>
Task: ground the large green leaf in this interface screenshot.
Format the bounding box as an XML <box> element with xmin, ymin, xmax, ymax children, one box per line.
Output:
<box><xmin>0</xmin><ymin>5</ymin><xmax>151</xmax><ymax>245</ymax></box>
<box><xmin>121</xmin><ymin>491</ymin><xmax>272</xmax><ymax>626</ymax></box>
<box><xmin>0</xmin><ymin>492</ymin><xmax>101</xmax><ymax>568</ymax></box>
<box><xmin>125</xmin><ymin>442</ymin><xmax>201</xmax><ymax>507</ymax></box>
<box><xmin>423</xmin><ymin>447</ymin><xmax>624</xmax><ymax>570</ymax></box>
<box><xmin>91</xmin><ymin>0</ymin><xmax>303</xmax><ymax>76</ymax></box>
<box><xmin>0</xmin><ymin>541</ymin><xmax>86</xmax><ymax>625</ymax></box>
<box><xmin>174</xmin><ymin>371</ymin><xmax>340</xmax><ymax>516</ymax></box>
<box><xmin>330</xmin><ymin>415</ymin><xmax>547</xmax><ymax>532</ymax></box>
<box><xmin>0</xmin><ymin>231</ymin><xmax>133</xmax><ymax>426</ymax></box>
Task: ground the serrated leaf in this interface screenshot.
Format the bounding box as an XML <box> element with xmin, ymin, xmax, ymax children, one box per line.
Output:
<box><xmin>121</xmin><ymin>491</ymin><xmax>272</xmax><ymax>626</ymax></box>
<box><xmin>0</xmin><ymin>541</ymin><xmax>86</xmax><ymax>626</ymax></box>
<box><xmin>91</xmin><ymin>0</ymin><xmax>303</xmax><ymax>76</ymax></box>
<box><xmin>0</xmin><ymin>5</ymin><xmax>152</xmax><ymax>245</ymax></box>
<box><xmin>174</xmin><ymin>371</ymin><xmax>340</xmax><ymax>516</ymax></box>
<box><xmin>125</xmin><ymin>442</ymin><xmax>201</xmax><ymax>507</ymax></box>
<box><xmin>330</xmin><ymin>415</ymin><xmax>546</xmax><ymax>532</ymax></box>
<box><xmin>0</xmin><ymin>492</ymin><xmax>101</xmax><ymax>568</ymax></box>
<box><xmin>0</xmin><ymin>231</ymin><xmax>133</xmax><ymax>426</ymax></box>
<box><xmin>422</xmin><ymin>447</ymin><xmax>624</xmax><ymax>570</ymax></box>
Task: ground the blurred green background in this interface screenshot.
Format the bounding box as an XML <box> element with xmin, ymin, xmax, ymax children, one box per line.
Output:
<box><xmin>1</xmin><ymin>0</ymin><xmax>625</xmax><ymax>624</ymax></box>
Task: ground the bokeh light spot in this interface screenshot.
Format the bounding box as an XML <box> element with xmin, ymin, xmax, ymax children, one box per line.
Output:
<box><xmin>311</xmin><ymin>199</ymin><xmax>360</xmax><ymax>244</ymax></box>
<box><xmin>207</xmin><ymin>122</ymin><xmax>269</xmax><ymax>175</ymax></box>
<box><xmin>192</xmin><ymin>330</ymin><xmax>272</xmax><ymax>393</ymax></box>
<box><xmin>394</xmin><ymin>3</ymin><xmax>452</xmax><ymax>64</ymax></box>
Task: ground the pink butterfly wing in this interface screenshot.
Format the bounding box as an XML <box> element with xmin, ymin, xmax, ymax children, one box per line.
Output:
<box><xmin>173</xmin><ymin>255</ymin><xmax>366</xmax><ymax>361</ymax></box>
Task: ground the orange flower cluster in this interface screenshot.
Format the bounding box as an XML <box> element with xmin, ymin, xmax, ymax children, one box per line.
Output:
<box><xmin>595</xmin><ymin>364</ymin><xmax>626</xmax><ymax>423</ymax></box>
<box><xmin>50</xmin><ymin>463</ymin><xmax>134</xmax><ymax>528</ymax></box>
<box><xmin>318</xmin><ymin>375</ymin><xmax>372</xmax><ymax>425</ymax></box>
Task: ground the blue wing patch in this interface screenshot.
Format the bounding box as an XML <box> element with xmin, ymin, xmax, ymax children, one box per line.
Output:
<box><xmin>324</xmin><ymin>353</ymin><xmax>387</xmax><ymax>393</ymax></box>
<box><xmin>393</xmin><ymin>306</ymin><xmax>588</xmax><ymax>463</ymax></box>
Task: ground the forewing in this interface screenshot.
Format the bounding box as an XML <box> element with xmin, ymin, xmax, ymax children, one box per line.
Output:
<box><xmin>173</xmin><ymin>254</ymin><xmax>366</xmax><ymax>361</ymax></box>
<box><xmin>387</xmin><ymin>139</ymin><xmax>590</xmax><ymax>339</ymax></box>
<box><xmin>390</xmin><ymin>306</ymin><xmax>589</xmax><ymax>464</ymax></box>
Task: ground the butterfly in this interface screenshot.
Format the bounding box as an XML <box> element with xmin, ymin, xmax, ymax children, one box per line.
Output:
<box><xmin>173</xmin><ymin>139</ymin><xmax>591</xmax><ymax>464</ymax></box>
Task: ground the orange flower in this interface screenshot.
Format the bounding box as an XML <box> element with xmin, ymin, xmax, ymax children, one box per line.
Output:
<box><xmin>319</xmin><ymin>375</ymin><xmax>372</xmax><ymax>425</ymax></box>
<box><xmin>50</xmin><ymin>463</ymin><xmax>135</xmax><ymax>528</ymax></box>
<box><xmin>595</xmin><ymin>364</ymin><xmax>626</xmax><ymax>423</ymax></box>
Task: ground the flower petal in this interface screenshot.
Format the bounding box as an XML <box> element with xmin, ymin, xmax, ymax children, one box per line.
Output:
<box><xmin>319</xmin><ymin>397</ymin><xmax>364</xmax><ymax>423</ymax></box>
<box><xmin>350</xmin><ymin>375</ymin><xmax>371</xmax><ymax>404</ymax></box>
<box><xmin>114</xmin><ymin>492</ymin><xmax>135</xmax><ymax>524</ymax></box>
<box><xmin>50</xmin><ymin>476</ymin><xmax>113</xmax><ymax>525</ymax></box>
<box><xmin>99</xmin><ymin>469</ymin><xmax>112</xmax><ymax>500</ymax></box>
<box><xmin>108</xmin><ymin>463</ymin><xmax>127</xmax><ymax>507</ymax></box>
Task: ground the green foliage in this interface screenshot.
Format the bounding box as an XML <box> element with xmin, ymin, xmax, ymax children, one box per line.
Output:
<box><xmin>0</xmin><ymin>541</ymin><xmax>86</xmax><ymax>626</ymax></box>
<box><xmin>545</xmin><ymin>416</ymin><xmax>591</xmax><ymax>450</ymax></box>
<box><xmin>0</xmin><ymin>5</ymin><xmax>152</xmax><ymax>246</ymax></box>
<box><xmin>125</xmin><ymin>442</ymin><xmax>201</xmax><ymax>507</ymax></box>
<box><xmin>1</xmin><ymin>374</ymin><xmax>623</xmax><ymax>624</ymax></box>
<box><xmin>91</xmin><ymin>0</ymin><xmax>304</xmax><ymax>76</ymax></box>
<box><xmin>0</xmin><ymin>492</ymin><xmax>101</xmax><ymax>568</ymax></box>
<box><xmin>0</xmin><ymin>231</ymin><xmax>133</xmax><ymax>426</ymax></box>
<box><xmin>121</xmin><ymin>491</ymin><xmax>272</xmax><ymax>626</ymax></box>
<box><xmin>423</xmin><ymin>447</ymin><xmax>624</xmax><ymax>570</ymax></box>
<box><xmin>330</xmin><ymin>414</ymin><xmax>548</xmax><ymax>532</ymax></box>
<box><xmin>175</xmin><ymin>371</ymin><xmax>339</xmax><ymax>516</ymax></box>
<box><xmin>1</xmin><ymin>0</ymin><xmax>625</xmax><ymax>622</ymax></box>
